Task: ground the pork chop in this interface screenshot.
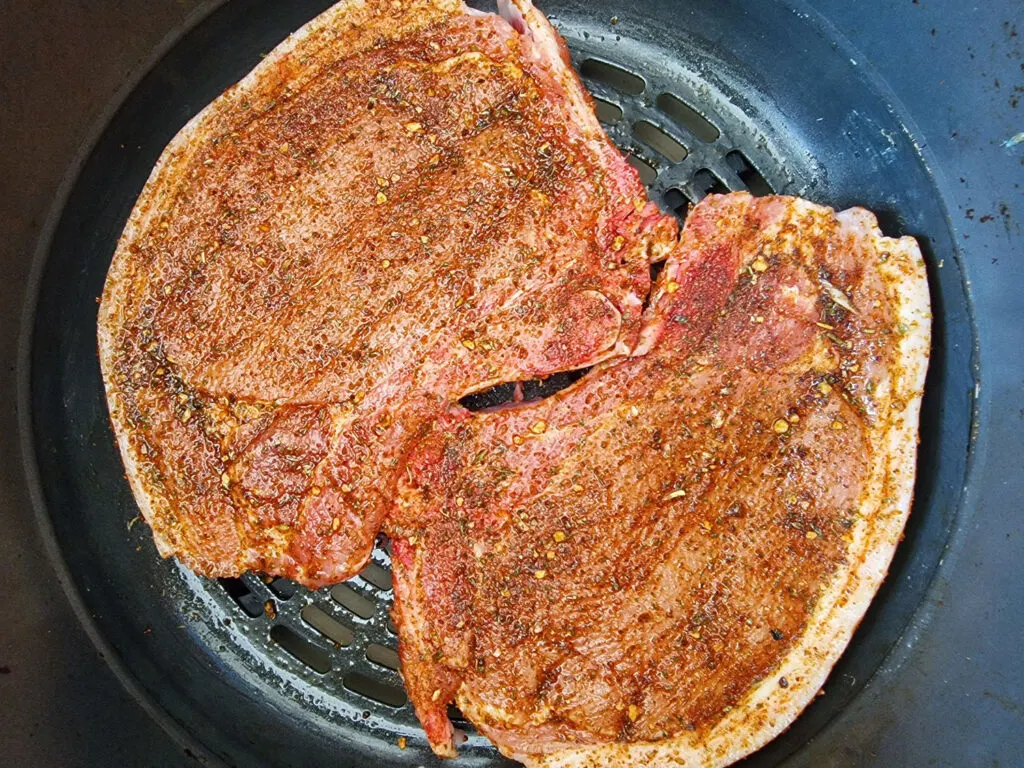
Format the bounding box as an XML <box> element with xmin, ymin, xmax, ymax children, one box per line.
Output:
<box><xmin>99</xmin><ymin>0</ymin><xmax>932</xmax><ymax>761</ymax></box>
<box><xmin>388</xmin><ymin>192</ymin><xmax>931</xmax><ymax>764</ymax></box>
<box><xmin>98</xmin><ymin>0</ymin><xmax>678</xmax><ymax>587</ymax></box>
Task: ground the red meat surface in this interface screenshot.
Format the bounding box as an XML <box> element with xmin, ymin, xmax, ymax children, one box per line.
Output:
<box><xmin>100</xmin><ymin>0</ymin><xmax>676</xmax><ymax>587</ymax></box>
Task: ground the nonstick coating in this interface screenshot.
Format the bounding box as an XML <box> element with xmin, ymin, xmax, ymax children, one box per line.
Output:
<box><xmin>23</xmin><ymin>1</ymin><xmax>975</xmax><ymax>766</ymax></box>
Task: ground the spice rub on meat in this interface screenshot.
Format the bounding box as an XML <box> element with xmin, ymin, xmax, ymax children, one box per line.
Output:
<box><xmin>99</xmin><ymin>0</ymin><xmax>931</xmax><ymax>764</ymax></box>
<box><xmin>98</xmin><ymin>0</ymin><xmax>677</xmax><ymax>587</ymax></box>
<box><xmin>389</xmin><ymin>192</ymin><xmax>930</xmax><ymax>764</ymax></box>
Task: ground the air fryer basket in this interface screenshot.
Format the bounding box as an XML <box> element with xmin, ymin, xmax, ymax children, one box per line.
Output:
<box><xmin>24</xmin><ymin>1</ymin><xmax>974</xmax><ymax>766</ymax></box>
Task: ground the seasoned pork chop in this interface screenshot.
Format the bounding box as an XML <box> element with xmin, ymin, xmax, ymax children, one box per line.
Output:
<box><xmin>98</xmin><ymin>0</ymin><xmax>677</xmax><ymax>587</ymax></box>
<box><xmin>100</xmin><ymin>0</ymin><xmax>931</xmax><ymax>762</ymax></box>
<box><xmin>388</xmin><ymin>193</ymin><xmax>930</xmax><ymax>764</ymax></box>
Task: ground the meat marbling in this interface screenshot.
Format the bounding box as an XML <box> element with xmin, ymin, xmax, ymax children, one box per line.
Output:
<box><xmin>388</xmin><ymin>192</ymin><xmax>930</xmax><ymax>763</ymax></box>
<box><xmin>99</xmin><ymin>0</ymin><xmax>676</xmax><ymax>587</ymax></box>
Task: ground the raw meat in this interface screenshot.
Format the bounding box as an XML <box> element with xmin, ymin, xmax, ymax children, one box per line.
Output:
<box><xmin>98</xmin><ymin>0</ymin><xmax>676</xmax><ymax>587</ymax></box>
<box><xmin>389</xmin><ymin>192</ymin><xmax>930</xmax><ymax>764</ymax></box>
<box><xmin>98</xmin><ymin>0</ymin><xmax>931</xmax><ymax>763</ymax></box>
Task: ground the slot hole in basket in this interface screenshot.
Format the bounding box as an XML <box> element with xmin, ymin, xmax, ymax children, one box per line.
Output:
<box><xmin>627</xmin><ymin>154</ymin><xmax>658</xmax><ymax>185</ymax></box>
<box><xmin>725</xmin><ymin>150</ymin><xmax>773</xmax><ymax>196</ymax></box>
<box><xmin>593</xmin><ymin>96</ymin><xmax>623</xmax><ymax>124</ymax></box>
<box><xmin>218</xmin><ymin>577</ymin><xmax>265</xmax><ymax>618</ymax></box>
<box><xmin>656</xmin><ymin>93</ymin><xmax>720</xmax><ymax>142</ymax></box>
<box><xmin>360</xmin><ymin>561</ymin><xmax>393</xmax><ymax>591</ymax></box>
<box><xmin>366</xmin><ymin>643</ymin><xmax>401</xmax><ymax>671</ymax></box>
<box><xmin>344</xmin><ymin>672</ymin><xmax>408</xmax><ymax>708</ymax></box>
<box><xmin>300</xmin><ymin>604</ymin><xmax>354</xmax><ymax>648</ymax></box>
<box><xmin>270</xmin><ymin>625</ymin><xmax>331</xmax><ymax>674</ymax></box>
<box><xmin>579</xmin><ymin>59</ymin><xmax>645</xmax><ymax>94</ymax></box>
<box><xmin>633</xmin><ymin>120</ymin><xmax>688</xmax><ymax>163</ymax></box>
<box><xmin>331</xmin><ymin>583</ymin><xmax>376</xmax><ymax>619</ymax></box>
<box><xmin>692</xmin><ymin>169</ymin><xmax>729</xmax><ymax>198</ymax></box>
